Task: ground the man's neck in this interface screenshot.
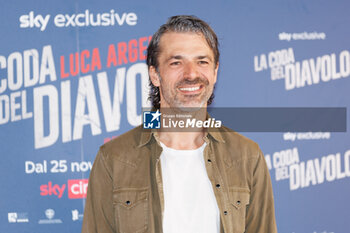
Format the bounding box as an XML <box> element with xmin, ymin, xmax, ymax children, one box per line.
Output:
<box><xmin>157</xmin><ymin>106</ymin><xmax>207</xmax><ymax>150</ymax></box>
<box><xmin>158</xmin><ymin>131</ymin><xmax>205</xmax><ymax>150</ymax></box>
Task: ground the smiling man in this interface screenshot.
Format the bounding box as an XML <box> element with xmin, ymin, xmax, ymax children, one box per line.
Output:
<box><xmin>82</xmin><ymin>15</ymin><xmax>277</xmax><ymax>233</ymax></box>
<box><xmin>148</xmin><ymin>31</ymin><xmax>217</xmax><ymax>109</ymax></box>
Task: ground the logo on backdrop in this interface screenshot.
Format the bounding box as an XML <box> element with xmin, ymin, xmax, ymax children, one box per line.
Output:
<box><xmin>19</xmin><ymin>10</ymin><xmax>138</xmax><ymax>31</ymax></box>
<box><xmin>253</xmin><ymin>40</ymin><xmax>350</xmax><ymax>91</ymax></box>
<box><xmin>38</xmin><ymin>208</ymin><xmax>62</xmax><ymax>224</ymax></box>
<box><xmin>8</xmin><ymin>213</ymin><xmax>17</xmax><ymax>223</ymax></box>
<box><xmin>45</xmin><ymin>209</ymin><xmax>55</xmax><ymax>220</ymax></box>
<box><xmin>72</xmin><ymin>209</ymin><xmax>84</xmax><ymax>221</ymax></box>
<box><xmin>68</xmin><ymin>179</ymin><xmax>88</xmax><ymax>199</ymax></box>
<box><xmin>265</xmin><ymin>148</ymin><xmax>350</xmax><ymax>191</ymax></box>
<box><xmin>283</xmin><ymin>132</ymin><xmax>331</xmax><ymax>141</ymax></box>
<box><xmin>309</xmin><ymin>231</ymin><xmax>334</xmax><ymax>233</ymax></box>
<box><xmin>40</xmin><ymin>182</ymin><xmax>66</xmax><ymax>198</ymax></box>
<box><xmin>0</xmin><ymin>35</ymin><xmax>152</xmax><ymax>150</ymax></box>
<box><xmin>278</xmin><ymin>31</ymin><xmax>326</xmax><ymax>41</ymax></box>
<box><xmin>39</xmin><ymin>179</ymin><xmax>88</xmax><ymax>199</ymax></box>
<box><xmin>8</xmin><ymin>212</ymin><xmax>29</xmax><ymax>223</ymax></box>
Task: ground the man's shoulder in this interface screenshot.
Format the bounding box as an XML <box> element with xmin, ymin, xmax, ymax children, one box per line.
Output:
<box><xmin>98</xmin><ymin>125</ymin><xmax>145</xmax><ymax>159</ymax></box>
<box><xmin>220</xmin><ymin>125</ymin><xmax>259</xmax><ymax>145</ymax></box>
<box><xmin>217</xmin><ymin>125</ymin><xmax>262</xmax><ymax>159</ymax></box>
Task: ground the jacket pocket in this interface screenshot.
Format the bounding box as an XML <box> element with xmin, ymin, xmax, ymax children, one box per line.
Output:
<box><xmin>228</xmin><ymin>187</ymin><xmax>250</xmax><ymax>233</ymax></box>
<box><xmin>113</xmin><ymin>187</ymin><xmax>149</xmax><ymax>233</ymax></box>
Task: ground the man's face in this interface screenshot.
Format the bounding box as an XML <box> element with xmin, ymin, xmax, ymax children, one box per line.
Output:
<box><xmin>149</xmin><ymin>32</ymin><xmax>218</xmax><ymax>109</ymax></box>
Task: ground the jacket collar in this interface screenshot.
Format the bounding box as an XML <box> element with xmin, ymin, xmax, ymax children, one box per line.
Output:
<box><xmin>138</xmin><ymin>128</ymin><xmax>225</xmax><ymax>147</ymax></box>
<box><xmin>138</xmin><ymin>130</ymin><xmax>154</xmax><ymax>147</ymax></box>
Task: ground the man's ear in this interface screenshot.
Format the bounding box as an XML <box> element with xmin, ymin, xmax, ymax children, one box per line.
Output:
<box><xmin>213</xmin><ymin>62</ymin><xmax>219</xmax><ymax>84</ymax></box>
<box><xmin>149</xmin><ymin>66</ymin><xmax>160</xmax><ymax>87</ymax></box>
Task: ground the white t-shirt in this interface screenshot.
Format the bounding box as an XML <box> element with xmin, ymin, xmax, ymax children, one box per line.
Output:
<box><xmin>159</xmin><ymin>142</ymin><xmax>220</xmax><ymax>233</ymax></box>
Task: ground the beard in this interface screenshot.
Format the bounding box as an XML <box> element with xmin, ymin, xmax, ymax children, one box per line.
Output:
<box><xmin>159</xmin><ymin>75</ymin><xmax>214</xmax><ymax>111</ymax></box>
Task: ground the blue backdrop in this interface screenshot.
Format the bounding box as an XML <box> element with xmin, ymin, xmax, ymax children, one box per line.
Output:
<box><xmin>1</xmin><ymin>0</ymin><xmax>349</xmax><ymax>232</ymax></box>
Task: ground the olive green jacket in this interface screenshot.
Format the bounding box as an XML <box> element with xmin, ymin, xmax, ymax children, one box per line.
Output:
<box><xmin>82</xmin><ymin>125</ymin><xmax>277</xmax><ymax>233</ymax></box>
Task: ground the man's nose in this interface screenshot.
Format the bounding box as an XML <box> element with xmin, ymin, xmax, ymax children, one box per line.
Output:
<box><xmin>183</xmin><ymin>62</ymin><xmax>198</xmax><ymax>79</ymax></box>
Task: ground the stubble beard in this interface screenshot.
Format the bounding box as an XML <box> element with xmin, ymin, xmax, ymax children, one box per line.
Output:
<box><xmin>159</xmin><ymin>75</ymin><xmax>213</xmax><ymax>112</ymax></box>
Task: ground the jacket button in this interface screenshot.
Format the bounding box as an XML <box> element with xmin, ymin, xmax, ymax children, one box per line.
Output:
<box><xmin>236</xmin><ymin>200</ymin><xmax>241</xmax><ymax>205</ymax></box>
<box><xmin>126</xmin><ymin>200</ymin><xmax>131</xmax><ymax>205</ymax></box>
<box><xmin>207</xmin><ymin>159</ymin><xmax>212</xmax><ymax>163</ymax></box>
<box><xmin>216</xmin><ymin>184</ymin><xmax>221</xmax><ymax>188</ymax></box>
<box><xmin>224</xmin><ymin>211</ymin><xmax>228</xmax><ymax>215</ymax></box>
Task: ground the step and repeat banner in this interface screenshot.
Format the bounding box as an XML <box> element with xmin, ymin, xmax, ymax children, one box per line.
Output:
<box><xmin>1</xmin><ymin>0</ymin><xmax>349</xmax><ymax>232</ymax></box>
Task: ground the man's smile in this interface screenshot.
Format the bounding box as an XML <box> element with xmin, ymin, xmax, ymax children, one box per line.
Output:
<box><xmin>178</xmin><ymin>84</ymin><xmax>204</xmax><ymax>94</ymax></box>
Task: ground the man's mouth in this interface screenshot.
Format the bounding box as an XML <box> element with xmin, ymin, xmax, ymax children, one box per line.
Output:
<box><xmin>178</xmin><ymin>85</ymin><xmax>203</xmax><ymax>94</ymax></box>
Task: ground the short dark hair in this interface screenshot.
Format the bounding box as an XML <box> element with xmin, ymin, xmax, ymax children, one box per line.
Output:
<box><xmin>147</xmin><ymin>15</ymin><xmax>220</xmax><ymax>109</ymax></box>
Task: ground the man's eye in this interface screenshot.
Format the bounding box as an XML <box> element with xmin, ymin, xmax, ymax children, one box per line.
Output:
<box><xmin>170</xmin><ymin>61</ymin><xmax>181</xmax><ymax>66</ymax></box>
<box><xmin>199</xmin><ymin>60</ymin><xmax>209</xmax><ymax>65</ymax></box>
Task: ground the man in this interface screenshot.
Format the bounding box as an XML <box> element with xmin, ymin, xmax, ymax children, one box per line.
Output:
<box><xmin>82</xmin><ymin>15</ymin><xmax>277</xmax><ymax>233</ymax></box>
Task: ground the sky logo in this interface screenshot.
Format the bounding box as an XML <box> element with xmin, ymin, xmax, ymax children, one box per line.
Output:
<box><xmin>143</xmin><ymin>110</ymin><xmax>161</xmax><ymax>129</ymax></box>
<box><xmin>68</xmin><ymin>179</ymin><xmax>88</xmax><ymax>199</ymax></box>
